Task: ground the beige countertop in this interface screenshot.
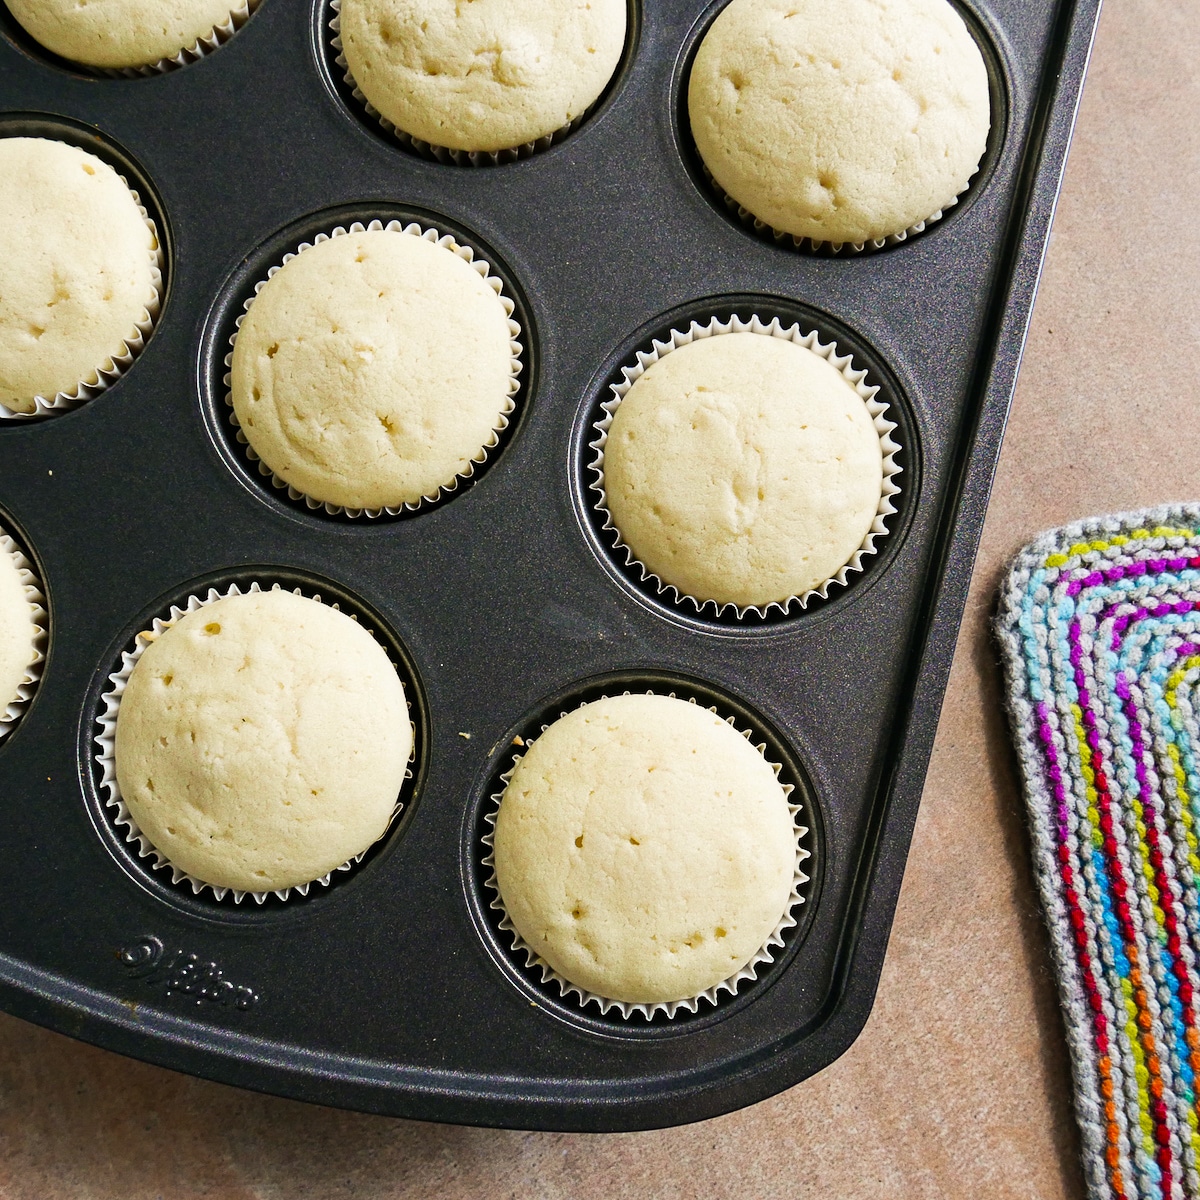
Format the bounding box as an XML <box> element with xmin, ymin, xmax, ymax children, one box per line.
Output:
<box><xmin>3</xmin><ymin>1</ymin><xmax>1197</xmax><ymax>1195</ymax></box>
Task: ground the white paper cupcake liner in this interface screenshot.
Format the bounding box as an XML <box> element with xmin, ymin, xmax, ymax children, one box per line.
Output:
<box><xmin>93</xmin><ymin>0</ymin><xmax>261</xmax><ymax>78</ymax></box>
<box><xmin>0</xmin><ymin>180</ymin><xmax>163</xmax><ymax>422</ymax></box>
<box><xmin>0</xmin><ymin>527</ymin><xmax>47</xmax><ymax>744</ymax></box>
<box><xmin>481</xmin><ymin>689</ymin><xmax>813</xmax><ymax>1021</ymax></box>
<box><xmin>589</xmin><ymin>314</ymin><xmax>903</xmax><ymax>619</ymax></box>
<box><xmin>700</xmin><ymin>161</ymin><xmax>968</xmax><ymax>255</ymax></box>
<box><xmin>93</xmin><ymin>580</ymin><xmax>415</xmax><ymax>904</ymax></box>
<box><xmin>328</xmin><ymin>0</ymin><xmax>595</xmax><ymax>166</ymax></box>
<box><xmin>224</xmin><ymin>218</ymin><xmax>523</xmax><ymax>518</ymax></box>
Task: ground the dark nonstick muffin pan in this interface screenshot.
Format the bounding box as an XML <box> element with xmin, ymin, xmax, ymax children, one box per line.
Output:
<box><xmin>0</xmin><ymin>0</ymin><xmax>1101</xmax><ymax>1130</ymax></box>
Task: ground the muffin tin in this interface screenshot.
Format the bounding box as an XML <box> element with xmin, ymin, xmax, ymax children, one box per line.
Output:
<box><xmin>0</xmin><ymin>0</ymin><xmax>1101</xmax><ymax>1129</ymax></box>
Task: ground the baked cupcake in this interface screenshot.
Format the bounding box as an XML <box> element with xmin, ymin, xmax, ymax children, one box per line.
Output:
<box><xmin>593</xmin><ymin>318</ymin><xmax>900</xmax><ymax>615</ymax></box>
<box><xmin>228</xmin><ymin>223</ymin><xmax>521</xmax><ymax>515</ymax></box>
<box><xmin>688</xmin><ymin>0</ymin><xmax>991</xmax><ymax>249</ymax></box>
<box><xmin>0</xmin><ymin>137</ymin><xmax>161</xmax><ymax>417</ymax></box>
<box><xmin>0</xmin><ymin>529</ymin><xmax>44</xmax><ymax>741</ymax></box>
<box><xmin>110</xmin><ymin>588</ymin><xmax>411</xmax><ymax>896</ymax></box>
<box><xmin>335</xmin><ymin>0</ymin><xmax>627</xmax><ymax>159</ymax></box>
<box><xmin>491</xmin><ymin>694</ymin><xmax>803</xmax><ymax>1011</ymax></box>
<box><xmin>5</xmin><ymin>0</ymin><xmax>259</xmax><ymax>72</ymax></box>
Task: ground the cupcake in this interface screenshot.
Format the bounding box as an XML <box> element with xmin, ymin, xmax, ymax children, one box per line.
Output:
<box><xmin>490</xmin><ymin>693</ymin><xmax>804</xmax><ymax>1011</ymax></box>
<box><xmin>4</xmin><ymin>0</ymin><xmax>260</xmax><ymax>72</ymax></box>
<box><xmin>0</xmin><ymin>529</ymin><xmax>45</xmax><ymax>742</ymax></box>
<box><xmin>687</xmin><ymin>0</ymin><xmax>991</xmax><ymax>249</ymax></box>
<box><xmin>0</xmin><ymin>137</ymin><xmax>161</xmax><ymax>417</ymax></box>
<box><xmin>109</xmin><ymin>588</ymin><xmax>411</xmax><ymax>897</ymax></box>
<box><xmin>228</xmin><ymin>223</ymin><xmax>521</xmax><ymax>515</ymax></box>
<box><xmin>593</xmin><ymin>318</ymin><xmax>900</xmax><ymax>615</ymax></box>
<box><xmin>334</xmin><ymin>0</ymin><xmax>627</xmax><ymax>160</ymax></box>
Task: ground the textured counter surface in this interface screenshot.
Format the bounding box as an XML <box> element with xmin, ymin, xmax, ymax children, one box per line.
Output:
<box><xmin>2</xmin><ymin>1</ymin><xmax>1197</xmax><ymax>1195</ymax></box>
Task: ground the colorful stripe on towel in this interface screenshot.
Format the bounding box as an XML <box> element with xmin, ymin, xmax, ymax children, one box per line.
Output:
<box><xmin>996</xmin><ymin>505</ymin><xmax>1200</xmax><ymax>1200</ymax></box>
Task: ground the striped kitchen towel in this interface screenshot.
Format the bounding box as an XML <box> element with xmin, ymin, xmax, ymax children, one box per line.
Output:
<box><xmin>997</xmin><ymin>505</ymin><xmax>1200</xmax><ymax>1200</ymax></box>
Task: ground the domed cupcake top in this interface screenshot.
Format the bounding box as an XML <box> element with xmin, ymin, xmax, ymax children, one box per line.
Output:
<box><xmin>114</xmin><ymin>589</ymin><xmax>411</xmax><ymax>894</ymax></box>
<box><xmin>338</xmin><ymin>0</ymin><xmax>627</xmax><ymax>153</ymax></box>
<box><xmin>229</xmin><ymin>226</ymin><xmax>519</xmax><ymax>512</ymax></box>
<box><xmin>493</xmin><ymin>693</ymin><xmax>799</xmax><ymax>1006</ymax></box>
<box><xmin>0</xmin><ymin>538</ymin><xmax>38</xmax><ymax>719</ymax></box>
<box><xmin>6</xmin><ymin>0</ymin><xmax>252</xmax><ymax>69</ymax></box>
<box><xmin>600</xmin><ymin>330</ymin><xmax>889</xmax><ymax>610</ymax></box>
<box><xmin>688</xmin><ymin>0</ymin><xmax>990</xmax><ymax>246</ymax></box>
<box><xmin>0</xmin><ymin>137</ymin><xmax>159</xmax><ymax>414</ymax></box>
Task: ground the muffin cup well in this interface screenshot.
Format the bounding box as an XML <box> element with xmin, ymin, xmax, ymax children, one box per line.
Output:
<box><xmin>481</xmin><ymin>688</ymin><xmax>812</xmax><ymax>1021</ymax></box>
<box><xmin>223</xmin><ymin>218</ymin><xmax>523</xmax><ymax>518</ymax></box>
<box><xmin>92</xmin><ymin>0</ymin><xmax>262</xmax><ymax>78</ymax></box>
<box><xmin>0</xmin><ymin>178</ymin><xmax>163</xmax><ymax>422</ymax></box>
<box><xmin>588</xmin><ymin>314</ymin><xmax>903</xmax><ymax>619</ymax></box>
<box><xmin>0</xmin><ymin>525</ymin><xmax>47</xmax><ymax>743</ymax></box>
<box><xmin>93</xmin><ymin>581</ymin><xmax>414</xmax><ymax>904</ymax></box>
<box><xmin>328</xmin><ymin>0</ymin><xmax>601</xmax><ymax>166</ymax></box>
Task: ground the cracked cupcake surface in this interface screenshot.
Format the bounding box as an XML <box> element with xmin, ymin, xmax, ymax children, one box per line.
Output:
<box><xmin>603</xmin><ymin>332</ymin><xmax>885</xmax><ymax>609</ymax></box>
<box><xmin>338</xmin><ymin>0</ymin><xmax>626</xmax><ymax>152</ymax></box>
<box><xmin>230</xmin><ymin>228</ymin><xmax>516</xmax><ymax>511</ymax></box>
<box><xmin>688</xmin><ymin>0</ymin><xmax>991</xmax><ymax>245</ymax></box>
<box><xmin>113</xmin><ymin>590</ymin><xmax>411</xmax><ymax>893</ymax></box>
<box><xmin>492</xmin><ymin>694</ymin><xmax>797</xmax><ymax>1006</ymax></box>
<box><xmin>0</xmin><ymin>137</ymin><xmax>158</xmax><ymax>414</ymax></box>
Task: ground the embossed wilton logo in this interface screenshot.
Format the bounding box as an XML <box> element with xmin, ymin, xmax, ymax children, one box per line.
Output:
<box><xmin>118</xmin><ymin>936</ymin><xmax>260</xmax><ymax>1010</ymax></box>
